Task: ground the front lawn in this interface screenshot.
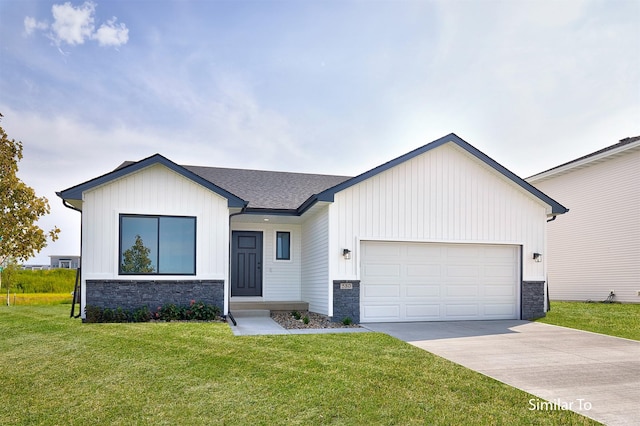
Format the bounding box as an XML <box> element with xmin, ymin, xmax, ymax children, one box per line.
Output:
<box><xmin>538</xmin><ymin>301</ymin><xmax>640</xmax><ymax>341</ymax></box>
<box><xmin>0</xmin><ymin>306</ymin><xmax>596</xmax><ymax>425</ymax></box>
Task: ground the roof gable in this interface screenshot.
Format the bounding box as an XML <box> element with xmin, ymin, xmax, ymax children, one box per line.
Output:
<box><xmin>57</xmin><ymin>154</ymin><xmax>247</xmax><ymax>208</ymax></box>
<box><xmin>316</xmin><ymin>133</ymin><xmax>568</xmax><ymax>215</ymax></box>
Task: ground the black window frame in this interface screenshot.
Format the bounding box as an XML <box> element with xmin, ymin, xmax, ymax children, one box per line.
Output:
<box><xmin>275</xmin><ymin>231</ymin><xmax>291</xmax><ymax>261</ymax></box>
<box><xmin>119</xmin><ymin>214</ymin><xmax>197</xmax><ymax>275</ymax></box>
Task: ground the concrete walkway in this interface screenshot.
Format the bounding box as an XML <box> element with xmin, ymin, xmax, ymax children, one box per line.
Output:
<box><xmin>364</xmin><ymin>320</ymin><xmax>640</xmax><ymax>426</ymax></box>
<box><xmin>227</xmin><ymin>310</ymin><xmax>370</xmax><ymax>336</ymax></box>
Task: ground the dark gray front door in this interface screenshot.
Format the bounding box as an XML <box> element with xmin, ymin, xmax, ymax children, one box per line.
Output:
<box><xmin>231</xmin><ymin>231</ymin><xmax>263</xmax><ymax>296</ymax></box>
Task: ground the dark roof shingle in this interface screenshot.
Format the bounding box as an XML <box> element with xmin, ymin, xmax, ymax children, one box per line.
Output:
<box><xmin>184</xmin><ymin>165</ymin><xmax>351</xmax><ymax>210</ymax></box>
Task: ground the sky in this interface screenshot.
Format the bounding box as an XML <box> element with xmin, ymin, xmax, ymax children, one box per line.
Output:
<box><xmin>0</xmin><ymin>0</ymin><xmax>638</xmax><ymax>264</ymax></box>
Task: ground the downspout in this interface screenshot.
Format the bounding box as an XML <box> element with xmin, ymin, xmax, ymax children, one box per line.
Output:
<box><xmin>546</xmin><ymin>215</ymin><xmax>557</xmax><ymax>223</ymax></box>
<box><xmin>59</xmin><ymin>197</ymin><xmax>83</xmax><ymax>318</ymax></box>
<box><xmin>227</xmin><ymin>206</ymin><xmax>247</xmax><ymax>326</ymax></box>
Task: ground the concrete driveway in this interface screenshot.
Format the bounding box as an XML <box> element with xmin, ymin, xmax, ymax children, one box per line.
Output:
<box><xmin>364</xmin><ymin>320</ymin><xmax>640</xmax><ymax>426</ymax></box>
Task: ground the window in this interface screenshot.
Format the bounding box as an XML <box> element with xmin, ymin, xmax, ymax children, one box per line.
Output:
<box><xmin>119</xmin><ymin>215</ymin><xmax>196</xmax><ymax>275</ymax></box>
<box><xmin>276</xmin><ymin>231</ymin><xmax>290</xmax><ymax>260</ymax></box>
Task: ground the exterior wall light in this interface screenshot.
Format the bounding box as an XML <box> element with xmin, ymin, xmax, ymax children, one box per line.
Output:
<box><xmin>533</xmin><ymin>252</ymin><xmax>542</xmax><ymax>263</ymax></box>
<box><xmin>342</xmin><ymin>249</ymin><xmax>351</xmax><ymax>260</ymax></box>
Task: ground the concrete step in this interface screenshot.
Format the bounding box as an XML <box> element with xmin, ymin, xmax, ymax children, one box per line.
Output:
<box><xmin>230</xmin><ymin>301</ymin><xmax>309</xmax><ymax>312</ymax></box>
<box><xmin>230</xmin><ymin>309</ymin><xmax>271</xmax><ymax>318</ymax></box>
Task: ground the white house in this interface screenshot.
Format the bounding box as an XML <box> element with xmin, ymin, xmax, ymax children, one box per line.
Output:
<box><xmin>57</xmin><ymin>134</ymin><xmax>567</xmax><ymax>322</ymax></box>
<box><xmin>527</xmin><ymin>136</ymin><xmax>640</xmax><ymax>303</ymax></box>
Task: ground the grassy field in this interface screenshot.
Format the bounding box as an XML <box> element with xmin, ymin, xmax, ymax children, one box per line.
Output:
<box><xmin>538</xmin><ymin>301</ymin><xmax>640</xmax><ymax>341</ymax></box>
<box><xmin>4</xmin><ymin>292</ymin><xmax>73</xmax><ymax>305</ymax></box>
<box><xmin>1</xmin><ymin>268</ymin><xmax>76</xmax><ymax>293</ymax></box>
<box><xmin>0</xmin><ymin>305</ymin><xmax>596</xmax><ymax>426</ymax></box>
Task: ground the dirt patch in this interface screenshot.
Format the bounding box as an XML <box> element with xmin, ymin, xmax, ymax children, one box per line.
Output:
<box><xmin>270</xmin><ymin>310</ymin><xmax>360</xmax><ymax>329</ymax></box>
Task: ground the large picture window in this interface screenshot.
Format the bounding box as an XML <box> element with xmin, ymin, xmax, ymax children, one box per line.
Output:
<box><xmin>119</xmin><ymin>215</ymin><xmax>196</xmax><ymax>275</ymax></box>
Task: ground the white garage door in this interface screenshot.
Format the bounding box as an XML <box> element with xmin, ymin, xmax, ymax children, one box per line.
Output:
<box><xmin>361</xmin><ymin>241</ymin><xmax>520</xmax><ymax>322</ymax></box>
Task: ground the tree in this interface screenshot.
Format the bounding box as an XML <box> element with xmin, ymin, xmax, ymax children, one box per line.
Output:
<box><xmin>121</xmin><ymin>235</ymin><xmax>155</xmax><ymax>273</ymax></box>
<box><xmin>0</xmin><ymin>114</ymin><xmax>60</xmax><ymax>303</ymax></box>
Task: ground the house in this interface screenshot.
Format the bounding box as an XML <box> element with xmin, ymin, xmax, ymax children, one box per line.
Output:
<box><xmin>49</xmin><ymin>255</ymin><xmax>81</xmax><ymax>269</ymax></box>
<box><xmin>57</xmin><ymin>133</ymin><xmax>567</xmax><ymax>322</ymax></box>
<box><xmin>527</xmin><ymin>136</ymin><xmax>640</xmax><ymax>303</ymax></box>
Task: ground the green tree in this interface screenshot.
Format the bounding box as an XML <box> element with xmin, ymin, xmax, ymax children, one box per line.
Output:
<box><xmin>121</xmin><ymin>235</ymin><xmax>155</xmax><ymax>273</ymax></box>
<box><xmin>1</xmin><ymin>114</ymin><xmax>60</xmax><ymax>303</ymax></box>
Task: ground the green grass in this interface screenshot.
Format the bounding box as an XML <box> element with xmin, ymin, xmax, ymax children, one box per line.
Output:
<box><xmin>537</xmin><ymin>301</ymin><xmax>640</xmax><ymax>341</ymax></box>
<box><xmin>0</xmin><ymin>306</ymin><xmax>596</xmax><ymax>425</ymax></box>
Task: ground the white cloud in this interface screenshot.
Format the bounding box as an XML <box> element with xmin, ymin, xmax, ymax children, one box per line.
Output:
<box><xmin>24</xmin><ymin>1</ymin><xmax>128</xmax><ymax>48</ymax></box>
<box><xmin>50</xmin><ymin>1</ymin><xmax>96</xmax><ymax>45</ymax></box>
<box><xmin>24</xmin><ymin>16</ymin><xmax>49</xmax><ymax>35</ymax></box>
<box><xmin>93</xmin><ymin>18</ymin><xmax>129</xmax><ymax>46</ymax></box>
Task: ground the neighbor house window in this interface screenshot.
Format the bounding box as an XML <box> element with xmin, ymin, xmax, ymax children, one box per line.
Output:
<box><xmin>119</xmin><ymin>214</ymin><xmax>196</xmax><ymax>275</ymax></box>
<box><xmin>276</xmin><ymin>231</ymin><xmax>290</xmax><ymax>260</ymax></box>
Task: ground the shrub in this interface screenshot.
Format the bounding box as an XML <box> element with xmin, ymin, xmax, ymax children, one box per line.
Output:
<box><xmin>291</xmin><ymin>310</ymin><xmax>301</xmax><ymax>320</ymax></box>
<box><xmin>84</xmin><ymin>302</ymin><xmax>221</xmax><ymax>323</ymax></box>
<box><xmin>157</xmin><ymin>304</ymin><xmax>181</xmax><ymax>321</ymax></box>
<box><xmin>132</xmin><ymin>306</ymin><xmax>152</xmax><ymax>322</ymax></box>
<box><xmin>342</xmin><ymin>317</ymin><xmax>352</xmax><ymax>326</ymax></box>
<box><xmin>85</xmin><ymin>305</ymin><xmax>103</xmax><ymax>323</ymax></box>
<box><xmin>303</xmin><ymin>315</ymin><xmax>310</xmax><ymax>325</ymax></box>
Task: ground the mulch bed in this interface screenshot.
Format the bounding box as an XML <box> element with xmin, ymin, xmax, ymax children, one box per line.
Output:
<box><xmin>270</xmin><ymin>310</ymin><xmax>360</xmax><ymax>329</ymax></box>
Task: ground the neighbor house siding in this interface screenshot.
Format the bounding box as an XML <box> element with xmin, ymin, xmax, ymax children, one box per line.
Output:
<box><xmin>231</xmin><ymin>223</ymin><xmax>302</xmax><ymax>301</ymax></box>
<box><xmin>530</xmin><ymin>149</ymin><xmax>640</xmax><ymax>303</ymax></box>
<box><xmin>301</xmin><ymin>206</ymin><xmax>330</xmax><ymax>315</ymax></box>
<box><xmin>80</xmin><ymin>164</ymin><xmax>230</xmax><ymax>314</ymax></box>
<box><xmin>329</xmin><ymin>142</ymin><xmax>549</xmax><ymax>282</ymax></box>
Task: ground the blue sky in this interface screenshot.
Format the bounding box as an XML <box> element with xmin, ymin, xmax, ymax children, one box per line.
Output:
<box><xmin>1</xmin><ymin>0</ymin><xmax>638</xmax><ymax>264</ymax></box>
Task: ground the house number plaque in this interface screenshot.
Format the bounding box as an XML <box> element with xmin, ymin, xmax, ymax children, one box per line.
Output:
<box><xmin>340</xmin><ymin>282</ymin><xmax>353</xmax><ymax>290</ymax></box>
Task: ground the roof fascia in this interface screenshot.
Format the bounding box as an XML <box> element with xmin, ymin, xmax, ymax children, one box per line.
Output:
<box><xmin>527</xmin><ymin>139</ymin><xmax>640</xmax><ymax>183</ymax></box>
<box><xmin>316</xmin><ymin>133</ymin><xmax>568</xmax><ymax>215</ymax></box>
<box><xmin>57</xmin><ymin>153</ymin><xmax>247</xmax><ymax>208</ymax></box>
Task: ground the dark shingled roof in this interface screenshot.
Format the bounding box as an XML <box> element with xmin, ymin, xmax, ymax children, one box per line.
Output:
<box><xmin>184</xmin><ymin>165</ymin><xmax>352</xmax><ymax>210</ymax></box>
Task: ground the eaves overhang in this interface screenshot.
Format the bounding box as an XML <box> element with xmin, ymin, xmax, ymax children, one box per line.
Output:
<box><xmin>315</xmin><ymin>133</ymin><xmax>569</xmax><ymax>215</ymax></box>
<box><xmin>56</xmin><ymin>153</ymin><xmax>248</xmax><ymax>210</ymax></box>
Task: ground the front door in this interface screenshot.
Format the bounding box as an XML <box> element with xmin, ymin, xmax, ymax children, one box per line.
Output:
<box><xmin>231</xmin><ymin>231</ymin><xmax>263</xmax><ymax>296</ymax></box>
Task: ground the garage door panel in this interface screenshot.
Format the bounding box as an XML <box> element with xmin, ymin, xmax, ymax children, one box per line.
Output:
<box><xmin>446</xmin><ymin>265</ymin><xmax>480</xmax><ymax>277</ymax></box>
<box><xmin>361</xmin><ymin>242</ymin><xmax>519</xmax><ymax>322</ymax></box>
<box><xmin>364</xmin><ymin>264</ymin><xmax>401</xmax><ymax>277</ymax></box>
<box><xmin>406</xmin><ymin>244</ymin><xmax>442</xmax><ymax>258</ymax></box>
<box><xmin>405</xmin><ymin>304</ymin><xmax>441</xmax><ymax>319</ymax></box>
<box><xmin>445</xmin><ymin>304</ymin><xmax>479</xmax><ymax>317</ymax></box>
<box><xmin>406</xmin><ymin>264</ymin><xmax>441</xmax><ymax>277</ymax></box>
<box><xmin>364</xmin><ymin>242</ymin><xmax>402</xmax><ymax>257</ymax></box>
<box><xmin>484</xmin><ymin>304</ymin><xmax>516</xmax><ymax>316</ymax></box>
<box><xmin>484</xmin><ymin>265</ymin><xmax>517</xmax><ymax>277</ymax></box>
<box><xmin>446</xmin><ymin>285</ymin><xmax>479</xmax><ymax>297</ymax></box>
<box><xmin>364</xmin><ymin>284</ymin><xmax>400</xmax><ymax>298</ymax></box>
<box><xmin>363</xmin><ymin>305</ymin><xmax>400</xmax><ymax>320</ymax></box>
<box><xmin>405</xmin><ymin>284</ymin><xmax>440</xmax><ymax>297</ymax></box>
<box><xmin>484</xmin><ymin>284</ymin><xmax>515</xmax><ymax>297</ymax></box>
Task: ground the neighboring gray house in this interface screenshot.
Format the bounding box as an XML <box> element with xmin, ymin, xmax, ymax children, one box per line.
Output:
<box><xmin>57</xmin><ymin>134</ymin><xmax>567</xmax><ymax>322</ymax></box>
<box><xmin>49</xmin><ymin>255</ymin><xmax>81</xmax><ymax>269</ymax></box>
<box><xmin>527</xmin><ymin>136</ymin><xmax>640</xmax><ymax>303</ymax></box>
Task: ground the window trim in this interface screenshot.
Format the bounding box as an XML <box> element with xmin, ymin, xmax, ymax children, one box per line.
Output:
<box><xmin>275</xmin><ymin>231</ymin><xmax>291</xmax><ymax>261</ymax></box>
<box><xmin>118</xmin><ymin>214</ymin><xmax>197</xmax><ymax>276</ymax></box>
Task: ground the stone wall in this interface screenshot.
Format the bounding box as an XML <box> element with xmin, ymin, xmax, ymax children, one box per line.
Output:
<box><xmin>331</xmin><ymin>280</ymin><xmax>360</xmax><ymax>323</ymax></box>
<box><xmin>85</xmin><ymin>280</ymin><xmax>224</xmax><ymax>312</ymax></box>
<box><xmin>522</xmin><ymin>280</ymin><xmax>546</xmax><ymax>320</ymax></box>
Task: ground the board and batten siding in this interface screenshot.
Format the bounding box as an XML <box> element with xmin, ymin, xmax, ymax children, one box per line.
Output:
<box><xmin>81</xmin><ymin>164</ymin><xmax>230</xmax><ymax>282</ymax></box>
<box><xmin>530</xmin><ymin>149</ymin><xmax>640</xmax><ymax>303</ymax></box>
<box><xmin>329</xmin><ymin>142</ymin><xmax>550</xmax><ymax>282</ymax></box>
<box><xmin>301</xmin><ymin>206</ymin><xmax>330</xmax><ymax>315</ymax></box>
<box><xmin>231</xmin><ymin>223</ymin><xmax>302</xmax><ymax>301</ymax></box>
